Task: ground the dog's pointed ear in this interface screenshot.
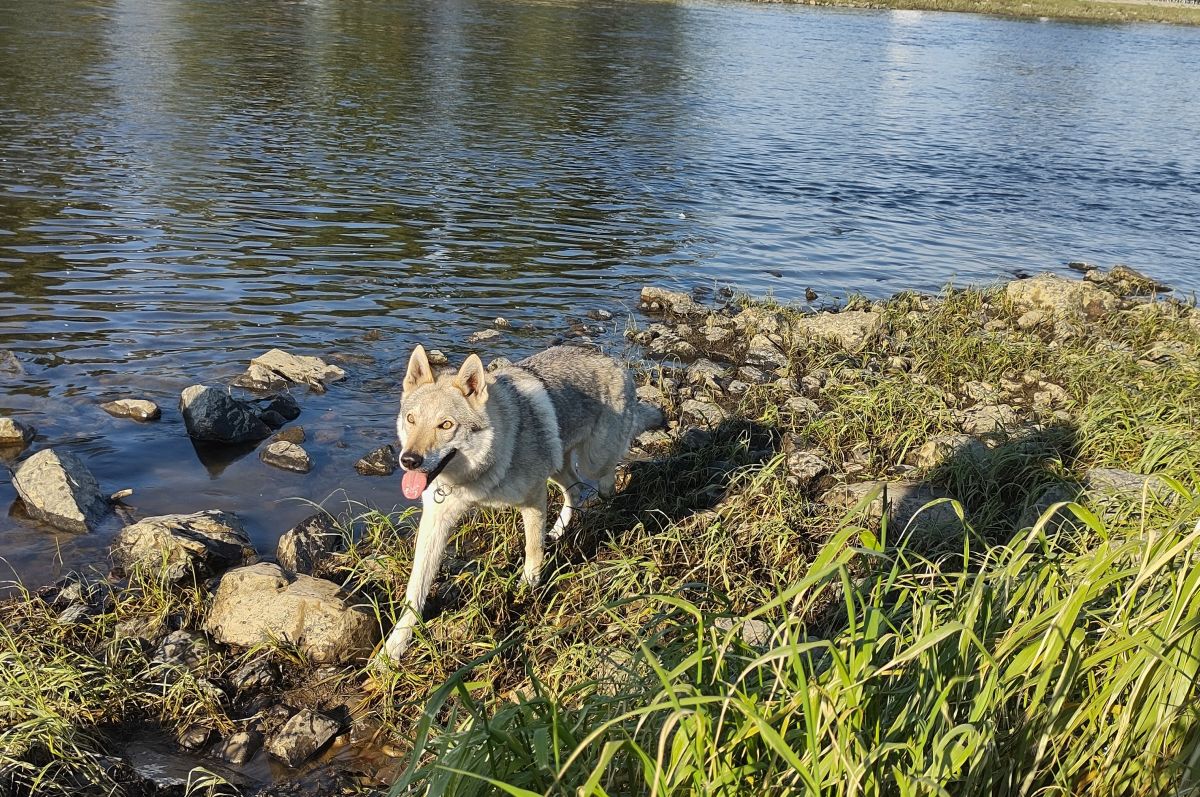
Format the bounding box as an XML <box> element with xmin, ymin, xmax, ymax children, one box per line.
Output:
<box><xmin>403</xmin><ymin>345</ymin><xmax>435</xmax><ymax>393</ymax></box>
<box><xmin>453</xmin><ymin>354</ymin><xmax>488</xmax><ymax>402</ymax></box>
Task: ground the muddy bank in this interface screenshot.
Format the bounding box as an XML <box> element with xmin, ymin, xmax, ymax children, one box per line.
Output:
<box><xmin>1</xmin><ymin>264</ymin><xmax>1194</xmax><ymax>796</ymax></box>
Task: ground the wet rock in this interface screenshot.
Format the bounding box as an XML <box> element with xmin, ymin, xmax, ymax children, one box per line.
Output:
<box><xmin>260</xmin><ymin>440</ymin><xmax>312</xmax><ymax>473</ymax></box>
<box><xmin>100</xmin><ymin>399</ymin><xmax>161</xmax><ymax>422</ymax></box>
<box><xmin>586</xmin><ymin>308</ymin><xmax>614</xmax><ymax>321</ymax></box>
<box><xmin>0</xmin><ymin>416</ymin><xmax>36</xmax><ymax>449</ymax></box>
<box><xmin>427</xmin><ymin>349</ymin><xmax>449</xmax><ymax>366</ymax></box>
<box><xmin>641</xmin><ymin>285</ymin><xmax>706</xmax><ymax>316</ymax></box>
<box><xmin>681</xmin><ymin>399</ymin><xmax>726</xmax><ymax>426</ymax></box>
<box><xmin>112</xmin><ymin>510</ymin><xmax>256</xmax><ymax>582</ymax></box>
<box><xmin>180</xmin><ymin>385</ymin><xmax>272</xmax><ymax>444</ymax></box>
<box><xmin>259</xmin><ymin>410</ymin><xmax>287</xmax><ymax>429</ymax></box>
<box><xmin>468</xmin><ymin>329</ymin><xmax>502</xmax><ymax>343</ymax></box>
<box><xmin>243</xmin><ymin>349</ymin><xmax>346</xmax><ymax>392</ymax></box>
<box><xmin>262</xmin><ymin>394</ymin><xmax>300</xmax><ymax>422</ymax></box>
<box><xmin>153</xmin><ymin>630</ymin><xmax>212</xmax><ymax>670</ymax></box>
<box><xmin>0</xmin><ymin>349</ymin><xmax>24</xmax><ymax>375</ymax></box>
<box><xmin>487</xmin><ymin>356</ymin><xmax>513</xmax><ymax>372</ymax></box>
<box><xmin>122</xmin><ymin>737</ymin><xmax>251</xmax><ymax>796</ymax></box>
<box><xmin>821</xmin><ymin>480</ymin><xmax>961</xmax><ymax>532</ymax></box>
<box><xmin>231</xmin><ymin>656</ymin><xmax>280</xmax><ymax>694</ymax></box>
<box><xmin>493</xmin><ymin>316</ymin><xmax>510</xmax><ymax>328</ymax></box>
<box><xmin>793</xmin><ymin>310</ymin><xmax>883</xmax><ymax>350</ymax></box>
<box><xmin>276</xmin><ymin>513</ymin><xmax>342</xmax><ymax>575</ymax></box>
<box><xmin>355</xmin><ymin>444</ymin><xmax>397</xmax><ymax>476</ymax></box>
<box><xmin>1016</xmin><ymin>310</ymin><xmax>1047</xmax><ymax>330</ymax></box>
<box><xmin>217</xmin><ymin>730</ymin><xmax>263</xmax><ymax>765</ymax></box>
<box><xmin>267</xmin><ymin>709</ymin><xmax>342</xmax><ymax>768</ymax></box>
<box><xmin>205</xmin><ymin>562</ymin><xmax>380</xmax><ymax>664</ymax></box>
<box><xmin>909</xmin><ymin>433</ymin><xmax>987</xmax><ymax>469</ymax></box>
<box><xmin>233</xmin><ymin>362</ymin><xmax>290</xmax><ymax>392</ymax></box>
<box><xmin>271</xmin><ymin>426</ymin><xmax>306</xmax><ymax>445</ymax></box>
<box><xmin>956</xmin><ymin>404</ymin><xmax>1020</xmax><ymax>436</ymax></box>
<box><xmin>714</xmin><ymin>617</ymin><xmax>773</xmax><ymax>648</ymax></box>
<box><xmin>12</xmin><ymin>449</ymin><xmax>108</xmax><ymax>533</ymax></box>
<box><xmin>177</xmin><ymin>724</ymin><xmax>213</xmax><ymax>752</ymax></box>
<box><xmin>1006</xmin><ymin>274</ymin><xmax>1118</xmax><ymax>320</ymax></box>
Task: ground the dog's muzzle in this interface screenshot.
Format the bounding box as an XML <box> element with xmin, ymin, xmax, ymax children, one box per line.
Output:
<box><xmin>400</xmin><ymin>449</ymin><xmax>457</xmax><ymax>500</ymax></box>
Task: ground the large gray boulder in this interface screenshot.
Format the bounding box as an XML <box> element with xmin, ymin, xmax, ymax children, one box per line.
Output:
<box><xmin>792</xmin><ymin>310</ymin><xmax>882</xmax><ymax>350</ymax></box>
<box><xmin>204</xmin><ymin>563</ymin><xmax>379</xmax><ymax>664</ymax></box>
<box><xmin>111</xmin><ymin>510</ymin><xmax>256</xmax><ymax>582</ymax></box>
<box><xmin>1006</xmin><ymin>274</ymin><xmax>1118</xmax><ymax>320</ymax></box>
<box><xmin>12</xmin><ymin>449</ymin><xmax>108</xmax><ymax>532</ymax></box>
<box><xmin>179</xmin><ymin>385</ymin><xmax>271</xmax><ymax>444</ymax></box>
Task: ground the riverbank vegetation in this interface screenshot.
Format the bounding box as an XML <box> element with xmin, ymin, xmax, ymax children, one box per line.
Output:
<box><xmin>3</xmin><ymin>271</ymin><xmax>1199</xmax><ymax>795</ymax></box>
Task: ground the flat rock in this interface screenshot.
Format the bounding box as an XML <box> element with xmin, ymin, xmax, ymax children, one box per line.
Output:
<box><xmin>468</xmin><ymin>329</ymin><xmax>502</xmax><ymax>343</ymax></box>
<box><xmin>100</xmin><ymin>399</ymin><xmax>161</xmax><ymax>421</ymax></box>
<box><xmin>180</xmin><ymin>385</ymin><xmax>272</xmax><ymax>444</ymax></box>
<box><xmin>681</xmin><ymin>399</ymin><xmax>726</xmax><ymax>426</ymax></box>
<box><xmin>686</xmin><ymin>358</ymin><xmax>726</xmax><ymax>389</ymax></box>
<box><xmin>744</xmin><ymin>334</ymin><xmax>787</xmax><ymax>370</ymax></box>
<box><xmin>909</xmin><ymin>433</ymin><xmax>988</xmax><ymax>469</ymax></box>
<box><xmin>957</xmin><ymin>404</ymin><xmax>1020</xmax><ymax>436</ymax></box>
<box><xmin>276</xmin><ymin>512</ymin><xmax>343</xmax><ymax>575</ymax></box>
<box><xmin>355</xmin><ymin>444</ymin><xmax>397</xmax><ymax>476</ymax></box>
<box><xmin>12</xmin><ymin>449</ymin><xmax>108</xmax><ymax>533</ymax></box>
<box><xmin>260</xmin><ymin>440</ymin><xmax>312</xmax><ymax>473</ymax></box>
<box><xmin>205</xmin><ymin>562</ymin><xmax>379</xmax><ymax>664</ymax></box>
<box><xmin>783</xmin><ymin>448</ymin><xmax>829</xmax><ymax>490</ymax></box>
<box><xmin>821</xmin><ymin>480</ymin><xmax>961</xmax><ymax>532</ymax></box>
<box><xmin>0</xmin><ymin>416</ymin><xmax>35</xmax><ymax>448</ymax></box>
<box><xmin>793</xmin><ymin>310</ymin><xmax>882</xmax><ymax>350</ymax></box>
<box><xmin>640</xmin><ymin>285</ymin><xmax>706</xmax><ymax>316</ymax></box>
<box><xmin>267</xmin><ymin>709</ymin><xmax>341</xmax><ymax>768</ymax></box>
<box><xmin>1085</xmin><ymin>468</ymin><xmax>1171</xmax><ymax>502</ymax></box>
<box><xmin>245</xmin><ymin>349</ymin><xmax>346</xmax><ymax>391</ymax></box>
<box><xmin>1005</xmin><ymin>274</ymin><xmax>1118</xmax><ymax>320</ymax></box>
<box><xmin>112</xmin><ymin>510</ymin><xmax>256</xmax><ymax>582</ymax></box>
<box><xmin>232</xmin><ymin>362</ymin><xmax>290</xmax><ymax>392</ymax></box>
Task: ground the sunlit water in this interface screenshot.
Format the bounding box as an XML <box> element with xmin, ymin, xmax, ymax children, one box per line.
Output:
<box><xmin>2</xmin><ymin>0</ymin><xmax>1199</xmax><ymax>586</ymax></box>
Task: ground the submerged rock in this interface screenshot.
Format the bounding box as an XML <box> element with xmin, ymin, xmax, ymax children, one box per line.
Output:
<box><xmin>267</xmin><ymin>709</ymin><xmax>341</xmax><ymax>768</ymax></box>
<box><xmin>0</xmin><ymin>416</ymin><xmax>35</xmax><ymax>449</ymax></box>
<box><xmin>260</xmin><ymin>440</ymin><xmax>312</xmax><ymax>473</ymax></box>
<box><xmin>112</xmin><ymin>510</ymin><xmax>256</xmax><ymax>582</ymax></box>
<box><xmin>793</xmin><ymin>310</ymin><xmax>883</xmax><ymax>350</ymax></box>
<box><xmin>100</xmin><ymin>399</ymin><xmax>161</xmax><ymax>422</ymax></box>
<box><xmin>355</xmin><ymin>444</ymin><xmax>398</xmax><ymax>476</ymax></box>
<box><xmin>180</xmin><ymin>385</ymin><xmax>272</xmax><ymax>444</ymax></box>
<box><xmin>205</xmin><ymin>562</ymin><xmax>379</xmax><ymax>664</ymax></box>
<box><xmin>276</xmin><ymin>513</ymin><xmax>343</xmax><ymax>575</ymax></box>
<box><xmin>12</xmin><ymin>449</ymin><xmax>108</xmax><ymax>533</ymax></box>
<box><xmin>242</xmin><ymin>349</ymin><xmax>346</xmax><ymax>392</ymax></box>
<box><xmin>271</xmin><ymin>426</ymin><xmax>306</xmax><ymax>445</ymax></box>
<box><xmin>1006</xmin><ymin>274</ymin><xmax>1118</xmax><ymax>320</ymax></box>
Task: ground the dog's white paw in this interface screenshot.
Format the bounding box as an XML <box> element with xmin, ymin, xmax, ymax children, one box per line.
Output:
<box><xmin>521</xmin><ymin>563</ymin><xmax>542</xmax><ymax>588</ymax></box>
<box><xmin>377</xmin><ymin>625</ymin><xmax>413</xmax><ymax>667</ymax></box>
<box><xmin>547</xmin><ymin>522</ymin><xmax>566</xmax><ymax>541</ymax></box>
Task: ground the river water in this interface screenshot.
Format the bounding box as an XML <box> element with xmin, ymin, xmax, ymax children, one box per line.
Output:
<box><xmin>2</xmin><ymin>0</ymin><xmax>1199</xmax><ymax>585</ymax></box>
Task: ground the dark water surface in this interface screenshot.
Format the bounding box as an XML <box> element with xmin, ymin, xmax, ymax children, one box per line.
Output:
<box><xmin>2</xmin><ymin>0</ymin><xmax>1199</xmax><ymax>585</ymax></box>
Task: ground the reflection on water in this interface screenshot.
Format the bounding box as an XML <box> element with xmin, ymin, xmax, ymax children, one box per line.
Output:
<box><xmin>1</xmin><ymin>0</ymin><xmax>1199</xmax><ymax>584</ymax></box>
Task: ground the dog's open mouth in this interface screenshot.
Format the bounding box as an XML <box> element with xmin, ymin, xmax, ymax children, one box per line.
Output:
<box><xmin>401</xmin><ymin>449</ymin><xmax>457</xmax><ymax>500</ymax></box>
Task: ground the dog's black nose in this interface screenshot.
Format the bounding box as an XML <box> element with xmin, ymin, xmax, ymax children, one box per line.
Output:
<box><xmin>400</xmin><ymin>451</ymin><xmax>424</xmax><ymax>470</ymax></box>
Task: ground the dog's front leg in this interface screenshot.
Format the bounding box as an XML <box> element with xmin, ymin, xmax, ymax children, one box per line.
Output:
<box><xmin>520</xmin><ymin>488</ymin><xmax>548</xmax><ymax>588</ymax></box>
<box><xmin>379</xmin><ymin>491</ymin><xmax>466</xmax><ymax>664</ymax></box>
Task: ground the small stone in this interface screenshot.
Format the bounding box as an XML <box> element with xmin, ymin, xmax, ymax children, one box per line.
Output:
<box><xmin>714</xmin><ymin>617</ymin><xmax>773</xmax><ymax>648</ymax></box>
<box><xmin>355</xmin><ymin>444</ymin><xmax>398</xmax><ymax>476</ymax></box>
<box><xmin>276</xmin><ymin>513</ymin><xmax>342</xmax><ymax>575</ymax></box>
<box><xmin>726</xmin><ymin>380</ymin><xmax>751</xmax><ymax>396</ymax></box>
<box><xmin>687</xmin><ymin>359</ymin><xmax>726</xmax><ymax>390</ymax></box>
<box><xmin>704</xmin><ymin>327</ymin><xmax>733</xmax><ymax>346</ymax></box>
<box><xmin>177</xmin><ymin>724</ymin><xmax>213</xmax><ymax>752</ymax></box>
<box><xmin>153</xmin><ymin>631</ymin><xmax>212</xmax><ymax>670</ymax></box>
<box><xmin>635</xmin><ymin>429</ymin><xmax>672</xmax><ymax>448</ymax></box>
<box><xmin>12</xmin><ymin>449</ymin><xmax>108</xmax><ymax>533</ymax></box>
<box><xmin>586</xmin><ymin>309</ymin><xmax>614</xmax><ymax>321</ymax></box>
<box><xmin>0</xmin><ymin>349</ymin><xmax>24</xmax><ymax>375</ymax></box>
<box><xmin>271</xmin><ymin>426</ymin><xmax>306</xmax><ymax>445</ymax></box>
<box><xmin>427</xmin><ymin>349</ymin><xmax>449</xmax><ymax>366</ymax></box>
<box><xmin>1016</xmin><ymin>310</ymin><xmax>1046</xmax><ymax>330</ymax></box>
<box><xmin>1032</xmin><ymin>382</ymin><xmax>1070</xmax><ymax>411</ymax></box>
<box><xmin>745</xmin><ymin>334</ymin><xmax>786</xmax><ymax>370</ymax></box>
<box><xmin>733</xmin><ymin>307</ymin><xmax>786</xmax><ymax>336</ymax></box>
<box><xmin>217</xmin><ymin>730</ymin><xmax>263</xmax><ymax>765</ymax></box>
<box><xmin>636</xmin><ymin>384</ymin><xmax>669</xmax><ymax>406</ymax></box>
<box><xmin>821</xmin><ymin>481</ymin><xmax>960</xmax><ymax>532</ymax></box>
<box><xmin>668</xmin><ymin>339</ymin><xmax>699</xmax><ymax>360</ymax></box>
<box><xmin>799</xmin><ymin>374</ymin><xmax>822</xmax><ymax>397</ymax></box>
<box><xmin>233</xmin><ymin>362</ymin><xmax>289</xmax><ymax>391</ymax></box>
<box><xmin>983</xmin><ymin>319</ymin><xmax>1009</xmax><ymax>333</ymax></box>
<box><xmin>100</xmin><ymin>399</ymin><xmax>161</xmax><ymax>422</ymax></box>
<box><xmin>0</xmin><ymin>417</ymin><xmax>35</xmax><ymax>449</ymax></box>
<box><xmin>737</xmin><ymin>365</ymin><xmax>767</xmax><ymax>384</ymax></box>
<box><xmin>260</xmin><ymin>441</ymin><xmax>312</xmax><ymax>473</ymax></box>
<box><xmin>784</xmin><ymin>396</ymin><xmax>819</xmax><ymax>417</ymax></box>
<box><xmin>909</xmin><ymin>434</ymin><xmax>987</xmax><ymax>469</ymax></box>
<box><xmin>180</xmin><ymin>385</ymin><xmax>272</xmax><ymax>444</ymax></box>
<box><xmin>962</xmin><ymin>381</ymin><xmax>999</xmax><ymax>403</ymax></box>
<box><xmin>493</xmin><ymin>317</ymin><xmax>510</xmax><ymax>328</ymax></box>
<box><xmin>681</xmin><ymin>399</ymin><xmax>726</xmax><ymax>426</ymax></box>
<box><xmin>468</xmin><ymin>329</ymin><xmax>502</xmax><ymax>343</ymax></box>
<box><xmin>230</xmin><ymin>656</ymin><xmax>280</xmax><ymax>694</ymax></box>
<box><xmin>267</xmin><ymin>710</ymin><xmax>342</xmax><ymax>768</ymax></box>
<box><xmin>784</xmin><ymin>448</ymin><xmax>829</xmax><ymax>490</ymax></box>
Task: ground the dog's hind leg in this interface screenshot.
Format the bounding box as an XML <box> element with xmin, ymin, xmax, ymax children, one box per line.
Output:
<box><xmin>548</xmin><ymin>478</ymin><xmax>586</xmax><ymax>541</ymax></box>
<box><xmin>378</xmin><ymin>491</ymin><xmax>467</xmax><ymax>665</ymax></box>
<box><xmin>521</xmin><ymin>488</ymin><xmax>549</xmax><ymax>587</ymax></box>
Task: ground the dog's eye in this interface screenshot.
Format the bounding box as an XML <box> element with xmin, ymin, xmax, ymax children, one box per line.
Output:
<box><xmin>406</xmin><ymin>414</ymin><xmax>415</xmax><ymax>425</ymax></box>
<box><xmin>439</xmin><ymin>420</ymin><xmax>454</xmax><ymax>430</ymax></box>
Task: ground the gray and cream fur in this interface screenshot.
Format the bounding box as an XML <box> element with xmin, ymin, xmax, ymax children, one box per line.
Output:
<box><xmin>379</xmin><ymin>344</ymin><xmax>661</xmax><ymax>663</ymax></box>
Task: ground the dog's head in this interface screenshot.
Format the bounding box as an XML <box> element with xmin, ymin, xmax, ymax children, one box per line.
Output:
<box><xmin>396</xmin><ymin>345</ymin><xmax>489</xmax><ymax>499</ymax></box>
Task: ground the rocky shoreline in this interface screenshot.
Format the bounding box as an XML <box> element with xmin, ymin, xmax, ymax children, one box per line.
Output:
<box><xmin>0</xmin><ymin>264</ymin><xmax>1193</xmax><ymax>796</ymax></box>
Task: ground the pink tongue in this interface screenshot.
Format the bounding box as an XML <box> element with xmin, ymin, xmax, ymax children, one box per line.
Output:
<box><xmin>402</xmin><ymin>470</ymin><xmax>428</xmax><ymax>500</ymax></box>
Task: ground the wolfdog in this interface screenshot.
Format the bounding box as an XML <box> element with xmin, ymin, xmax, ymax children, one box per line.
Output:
<box><xmin>378</xmin><ymin>344</ymin><xmax>661</xmax><ymax>663</ymax></box>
